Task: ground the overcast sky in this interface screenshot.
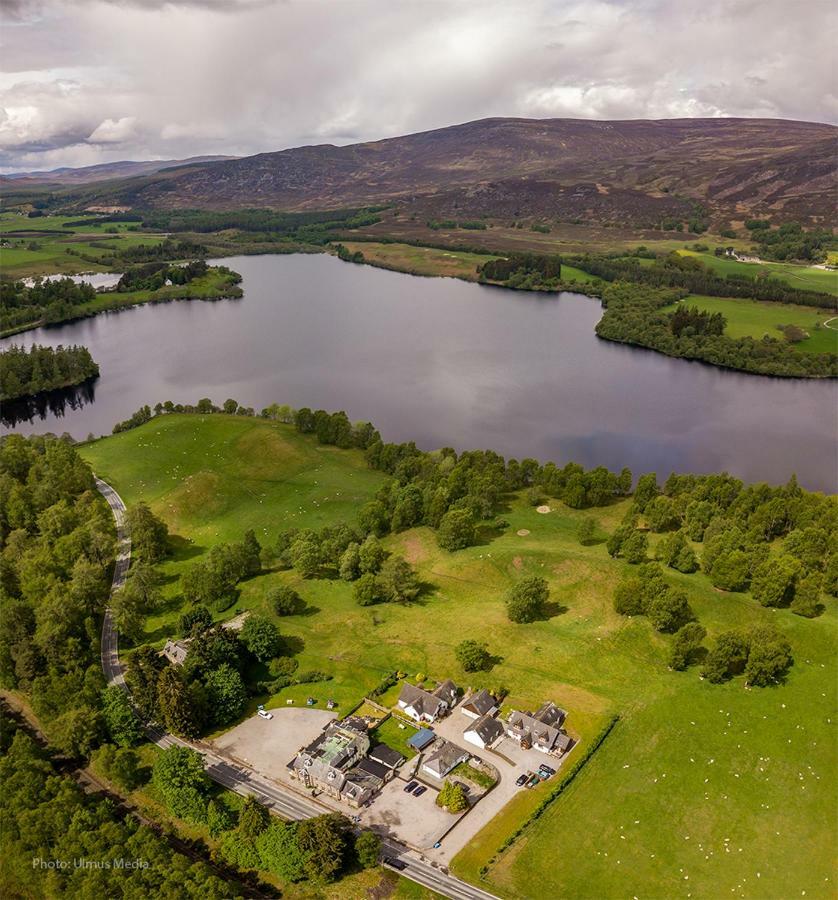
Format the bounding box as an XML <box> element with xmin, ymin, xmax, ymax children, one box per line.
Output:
<box><xmin>1</xmin><ymin>0</ymin><xmax>835</xmax><ymax>173</ymax></box>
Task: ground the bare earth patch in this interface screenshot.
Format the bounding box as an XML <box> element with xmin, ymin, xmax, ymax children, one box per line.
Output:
<box><xmin>536</xmin><ymin>505</ymin><xmax>552</xmax><ymax>514</ymax></box>
<box><xmin>516</xmin><ymin>529</ymin><xmax>530</xmax><ymax>536</ymax></box>
<box><xmin>512</xmin><ymin>555</ymin><xmax>523</xmax><ymax>569</ymax></box>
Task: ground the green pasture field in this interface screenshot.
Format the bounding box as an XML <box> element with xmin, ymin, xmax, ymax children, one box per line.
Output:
<box><xmin>677</xmin><ymin>249</ymin><xmax>838</xmax><ymax>296</ymax></box>
<box><xmin>665</xmin><ymin>294</ymin><xmax>838</xmax><ymax>355</ymax></box>
<box><xmin>80</xmin><ymin>414</ymin><xmax>838</xmax><ymax>899</ymax></box>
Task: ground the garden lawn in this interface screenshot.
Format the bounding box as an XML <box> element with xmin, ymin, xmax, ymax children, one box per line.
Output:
<box><xmin>81</xmin><ymin>415</ymin><xmax>838</xmax><ymax>899</ymax></box>
<box><xmin>669</xmin><ymin>294</ymin><xmax>838</xmax><ymax>355</ymax></box>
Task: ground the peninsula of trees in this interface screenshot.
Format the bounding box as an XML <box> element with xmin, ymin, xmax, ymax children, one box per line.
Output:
<box><xmin>0</xmin><ymin>344</ymin><xmax>100</xmax><ymax>401</ymax></box>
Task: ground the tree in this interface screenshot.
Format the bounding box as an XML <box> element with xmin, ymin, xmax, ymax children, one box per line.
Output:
<box><xmin>204</xmin><ymin>663</ymin><xmax>247</xmax><ymax>726</ymax></box>
<box><xmin>613</xmin><ymin>576</ymin><xmax>647</xmax><ymax>616</ymax></box>
<box><xmin>710</xmin><ymin>550</ymin><xmax>751</xmax><ymax>591</ymax></box>
<box><xmin>702</xmin><ymin>631</ymin><xmax>750</xmax><ymax>683</ymax></box>
<box><xmin>124</xmin><ymin>645</ymin><xmax>163</xmax><ymax>720</ymax></box>
<box><xmin>353</xmin><ymin>573</ymin><xmax>382</xmax><ymax>606</ymax></box>
<box><xmin>358</xmin><ymin>500</ymin><xmax>390</xmax><ymax>537</ymax></box>
<box><xmin>110</xmin><ymin>747</ymin><xmax>144</xmax><ymax>791</ymax></box>
<box><xmin>178</xmin><ymin>604</ymin><xmax>213</xmax><ymax>637</ymax></box>
<box><xmin>52</xmin><ymin>706</ymin><xmax>103</xmax><ymax>757</ymax></box>
<box><xmin>632</xmin><ymin>473</ymin><xmax>660</xmax><ymax>511</ymax></box>
<box><xmin>257</xmin><ymin>821</ymin><xmax>307</xmax><ymax>881</ymax></box>
<box><xmin>791</xmin><ymin>573</ymin><xmax>822</xmax><ymax>618</ymax></box>
<box><xmin>645</xmin><ymin>496</ymin><xmax>680</xmax><ymax>532</ymax></box>
<box><xmin>455</xmin><ymin>639</ymin><xmax>492</xmax><ymax>672</ymax></box>
<box><xmin>379</xmin><ymin>556</ymin><xmax>420</xmax><ymax>603</ymax></box>
<box><xmin>339</xmin><ymin>542</ymin><xmax>361</xmax><ymax>580</ymax></box>
<box><xmin>355</xmin><ymin>830</ymin><xmax>381</xmax><ymax>868</ymax></box>
<box><xmin>102</xmin><ymin>685</ymin><xmax>142</xmax><ymax>747</ymax></box>
<box><xmin>751</xmin><ymin>555</ymin><xmax>799</xmax><ymax>607</ymax></box>
<box><xmin>110</xmin><ymin>579</ymin><xmax>148</xmax><ymax>644</ymax></box>
<box><xmin>152</xmin><ymin>745</ymin><xmax>210</xmax><ymax>823</ymax></box>
<box><xmin>622</xmin><ymin>530</ymin><xmax>648</xmax><ymax>564</ymax></box>
<box><xmin>437</xmin><ymin>508</ymin><xmax>477</xmax><ymax>551</ymax></box>
<box><xmin>658</xmin><ymin>530</ymin><xmax>697</xmax><ymax>573</ymax></box>
<box><xmin>126</xmin><ymin>503</ymin><xmax>169</xmax><ymax>563</ymax></box>
<box><xmin>668</xmin><ymin>622</ymin><xmax>707</xmax><ymax>670</ymax></box>
<box><xmin>269</xmin><ymin>584</ymin><xmax>303</xmax><ymax>616</ymax></box>
<box><xmin>241</xmin><ymin>529</ymin><xmax>262</xmax><ymax>577</ymax></box>
<box><xmin>647</xmin><ymin>589</ymin><xmax>693</xmax><ymax>633</ymax></box>
<box><xmin>436</xmin><ymin>780</ymin><xmax>468</xmax><ymax>812</ymax></box>
<box><xmin>239</xmin><ymin>615</ymin><xmax>281</xmax><ymax>661</ymax></box>
<box><xmin>506</xmin><ymin>576</ymin><xmax>549</xmax><ymax>623</ymax></box>
<box><xmin>156</xmin><ymin>667</ymin><xmax>202</xmax><ymax>738</ymax></box>
<box><xmin>744</xmin><ymin>626</ymin><xmax>793</xmax><ymax>686</ymax></box>
<box><xmin>358</xmin><ymin>534</ymin><xmax>387</xmax><ymax>574</ymax></box>
<box><xmin>290</xmin><ymin>539</ymin><xmax>320</xmax><ymax>578</ymax></box>
<box><xmin>576</xmin><ymin>517</ymin><xmax>596</xmax><ymax>545</ymax></box>
<box><xmin>296</xmin><ymin>813</ymin><xmax>350</xmax><ymax>882</ymax></box>
<box><xmin>207</xmin><ymin>799</ymin><xmax>234</xmax><ymax>837</ymax></box>
<box><xmin>238</xmin><ymin>795</ymin><xmax>271</xmax><ymax>843</ymax></box>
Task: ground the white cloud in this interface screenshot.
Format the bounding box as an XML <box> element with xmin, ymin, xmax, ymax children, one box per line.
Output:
<box><xmin>87</xmin><ymin>115</ymin><xmax>137</xmax><ymax>143</ymax></box>
<box><xmin>0</xmin><ymin>0</ymin><xmax>835</xmax><ymax>172</ymax></box>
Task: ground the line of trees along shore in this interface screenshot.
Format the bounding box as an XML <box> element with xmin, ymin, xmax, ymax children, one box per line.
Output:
<box><xmin>0</xmin><ymin>344</ymin><xmax>99</xmax><ymax>401</ymax></box>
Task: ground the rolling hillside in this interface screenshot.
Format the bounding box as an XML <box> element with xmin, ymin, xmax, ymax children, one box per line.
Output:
<box><xmin>84</xmin><ymin>117</ymin><xmax>837</xmax><ymax>226</ymax></box>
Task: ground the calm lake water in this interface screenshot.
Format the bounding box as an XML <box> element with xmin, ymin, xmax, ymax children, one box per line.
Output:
<box><xmin>2</xmin><ymin>253</ymin><xmax>836</xmax><ymax>491</ymax></box>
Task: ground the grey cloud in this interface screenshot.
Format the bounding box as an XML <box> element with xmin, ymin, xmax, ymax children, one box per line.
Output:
<box><xmin>0</xmin><ymin>0</ymin><xmax>835</xmax><ymax>172</ymax></box>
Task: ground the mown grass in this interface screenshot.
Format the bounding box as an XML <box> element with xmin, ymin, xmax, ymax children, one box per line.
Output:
<box><xmin>664</xmin><ymin>294</ymin><xmax>838</xmax><ymax>355</ymax></box>
<box><xmin>677</xmin><ymin>249</ymin><xmax>838</xmax><ymax>296</ymax></box>
<box><xmin>81</xmin><ymin>415</ymin><xmax>837</xmax><ymax>900</ymax></box>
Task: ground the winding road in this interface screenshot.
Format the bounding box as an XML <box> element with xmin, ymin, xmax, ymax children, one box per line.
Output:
<box><xmin>95</xmin><ymin>477</ymin><xmax>498</xmax><ymax>900</ymax></box>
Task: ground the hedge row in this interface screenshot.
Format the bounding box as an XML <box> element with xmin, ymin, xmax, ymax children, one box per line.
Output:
<box><xmin>478</xmin><ymin>714</ymin><xmax>620</xmax><ymax>879</ymax></box>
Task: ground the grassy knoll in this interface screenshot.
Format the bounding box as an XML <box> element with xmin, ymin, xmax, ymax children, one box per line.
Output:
<box><xmin>81</xmin><ymin>415</ymin><xmax>837</xmax><ymax>899</ymax></box>
<box><xmin>661</xmin><ymin>294</ymin><xmax>838</xmax><ymax>355</ymax></box>
<box><xmin>676</xmin><ymin>249</ymin><xmax>838</xmax><ymax>296</ymax></box>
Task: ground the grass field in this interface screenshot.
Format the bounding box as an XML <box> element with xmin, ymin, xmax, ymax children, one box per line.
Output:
<box><xmin>80</xmin><ymin>414</ymin><xmax>838</xmax><ymax>899</ymax></box>
<box><xmin>665</xmin><ymin>295</ymin><xmax>838</xmax><ymax>355</ymax></box>
<box><xmin>341</xmin><ymin>241</ymin><xmax>597</xmax><ymax>287</ymax></box>
<box><xmin>677</xmin><ymin>250</ymin><xmax>838</xmax><ymax>296</ymax></box>
<box><xmin>0</xmin><ymin>211</ymin><xmax>167</xmax><ymax>278</ymax></box>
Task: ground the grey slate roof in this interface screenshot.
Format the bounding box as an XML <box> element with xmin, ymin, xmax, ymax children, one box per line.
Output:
<box><xmin>465</xmin><ymin>713</ymin><xmax>504</xmax><ymax>745</ymax></box>
<box><xmin>422</xmin><ymin>740</ymin><xmax>469</xmax><ymax>777</ymax></box>
<box><xmin>462</xmin><ymin>689</ymin><xmax>496</xmax><ymax>717</ymax></box>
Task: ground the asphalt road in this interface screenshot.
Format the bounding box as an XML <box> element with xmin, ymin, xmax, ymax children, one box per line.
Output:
<box><xmin>94</xmin><ymin>477</ymin><xmax>498</xmax><ymax>900</ymax></box>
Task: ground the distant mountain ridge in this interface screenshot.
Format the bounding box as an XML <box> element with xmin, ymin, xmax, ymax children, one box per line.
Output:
<box><xmin>53</xmin><ymin>118</ymin><xmax>838</xmax><ymax>225</ymax></box>
<box><xmin>3</xmin><ymin>155</ymin><xmax>237</xmax><ymax>185</ymax></box>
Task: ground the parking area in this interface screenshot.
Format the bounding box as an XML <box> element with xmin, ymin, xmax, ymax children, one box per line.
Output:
<box><xmin>359</xmin><ymin>775</ymin><xmax>465</xmax><ymax>850</ymax></box>
<box><xmin>213</xmin><ymin>708</ymin><xmax>336</xmax><ymax>784</ymax></box>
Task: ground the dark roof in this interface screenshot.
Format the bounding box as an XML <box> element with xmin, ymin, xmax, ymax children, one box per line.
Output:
<box><xmin>555</xmin><ymin>732</ymin><xmax>573</xmax><ymax>752</ymax></box>
<box><xmin>355</xmin><ymin>757</ymin><xmax>391</xmax><ymax>781</ymax></box>
<box><xmin>463</xmin><ymin>689</ymin><xmax>496</xmax><ymax>716</ymax></box>
<box><xmin>432</xmin><ymin>679</ymin><xmax>459</xmax><ymax>706</ymax></box>
<box><xmin>465</xmin><ymin>713</ymin><xmax>504</xmax><ymax>744</ymax></box>
<box><xmin>370</xmin><ymin>743</ymin><xmax>404</xmax><ymax>768</ymax></box>
<box><xmin>407</xmin><ymin>727</ymin><xmax>436</xmax><ymax>750</ymax></box>
<box><xmin>398</xmin><ymin>683</ymin><xmax>445</xmax><ymax>718</ymax></box>
<box><xmin>533</xmin><ymin>701</ymin><xmax>566</xmax><ymax>728</ymax></box>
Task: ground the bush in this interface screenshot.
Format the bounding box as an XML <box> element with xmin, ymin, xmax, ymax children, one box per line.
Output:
<box><xmin>437</xmin><ymin>508</ymin><xmax>477</xmax><ymax>551</ymax></box>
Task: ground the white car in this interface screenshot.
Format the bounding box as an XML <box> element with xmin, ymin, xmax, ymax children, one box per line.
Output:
<box><xmin>257</xmin><ymin>709</ymin><xmax>273</xmax><ymax>720</ymax></box>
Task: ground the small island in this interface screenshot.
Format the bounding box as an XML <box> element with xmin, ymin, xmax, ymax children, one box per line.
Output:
<box><xmin>0</xmin><ymin>343</ymin><xmax>100</xmax><ymax>401</ymax></box>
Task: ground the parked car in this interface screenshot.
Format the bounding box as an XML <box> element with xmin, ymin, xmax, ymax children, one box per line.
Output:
<box><xmin>383</xmin><ymin>857</ymin><xmax>407</xmax><ymax>871</ymax></box>
<box><xmin>257</xmin><ymin>709</ymin><xmax>273</xmax><ymax>720</ymax></box>
<box><xmin>413</xmin><ymin>785</ymin><xmax>427</xmax><ymax>797</ymax></box>
<box><xmin>452</xmin><ymin>780</ymin><xmax>470</xmax><ymax>794</ymax></box>
<box><xmin>404</xmin><ymin>780</ymin><xmax>418</xmax><ymax>793</ymax></box>
<box><xmin>539</xmin><ymin>764</ymin><xmax>556</xmax><ymax>777</ymax></box>
<box><xmin>527</xmin><ymin>774</ymin><xmax>540</xmax><ymax>788</ymax></box>
<box><xmin>516</xmin><ymin>773</ymin><xmax>529</xmax><ymax>787</ymax></box>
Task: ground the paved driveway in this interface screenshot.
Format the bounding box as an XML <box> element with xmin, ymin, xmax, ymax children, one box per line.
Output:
<box><xmin>360</xmin><ymin>775</ymin><xmax>465</xmax><ymax>850</ymax></box>
<box><xmin>213</xmin><ymin>708</ymin><xmax>336</xmax><ymax>784</ymax></box>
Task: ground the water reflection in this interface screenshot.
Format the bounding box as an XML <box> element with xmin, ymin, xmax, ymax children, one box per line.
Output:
<box><xmin>1</xmin><ymin>379</ymin><xmax>98</xmax><ymax>428</ymax></box>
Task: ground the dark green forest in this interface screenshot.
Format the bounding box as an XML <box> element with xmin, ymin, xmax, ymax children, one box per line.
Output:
<box><xmin>0</xmin><ymin>344</ymin><xmax>99</xmax><ymax>401</ymax></box>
